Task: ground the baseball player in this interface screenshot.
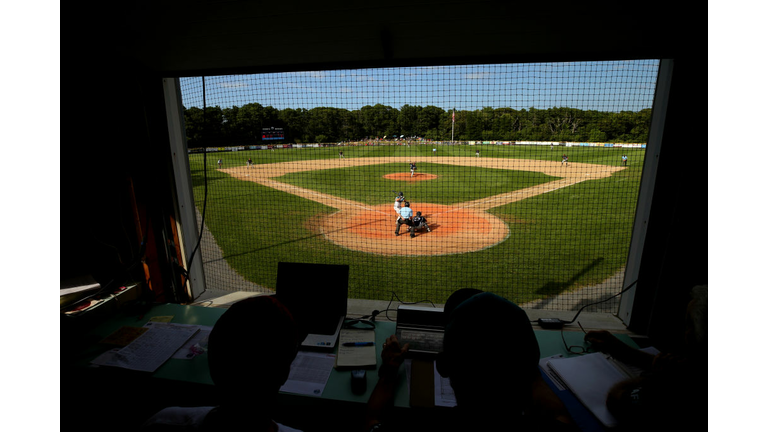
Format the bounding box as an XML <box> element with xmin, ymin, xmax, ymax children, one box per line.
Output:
<box><xmin>410</xmin><ymin>162</ymin><xmax>417</xmax><ymax>177</ymax></box>
<box><xmin>476</xmin><ymin>149</ymin><xmax>480</xmax><ymax>158</ymax></box>
<box><xmin>394</xmin><ymin>192</ymin><xmax>404</xmax><ymax>216</ymax></box>
<box><xmin>218</xmin><ymin>158</ymin><xmax>222</xmax><ymax>169</ymax></box>
<box><xmin>395</xmin><ymin>201</ymin><xmax>415</xmax><ymax>237</ymax></box>
<box><xmin>412</xmin><ymin>211</ymin><xmax>431</xmax><ymax>233</ymax></box>
<box><xmin>561</xmin><ymin>154</ymin><xmax>569</xmax><ymax>167</ymax></box>
<box><xmin>622</xmin><ymin>155</ymin><xmax>628</xmax><ymax>166</ymax></box>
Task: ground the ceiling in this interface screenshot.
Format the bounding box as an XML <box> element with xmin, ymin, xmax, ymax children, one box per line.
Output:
<box><xmin>106</xmin><ymin>1</ymin><xmax>688</xmax><ymax>76</ymax></box>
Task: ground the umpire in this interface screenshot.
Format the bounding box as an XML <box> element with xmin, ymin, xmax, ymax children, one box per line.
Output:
<box><xmin>395</xmin><ymin>201</ymin><xmax>415</xmax><ymax>238</ymax></box>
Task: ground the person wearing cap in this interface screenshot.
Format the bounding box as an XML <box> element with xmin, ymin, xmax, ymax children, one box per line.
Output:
<box><xmin>141</xmin><ymin>296</ymin><xmax>305</xmax><ymax>431</ymax></box>
<box><xmin>393</xmin><ymin>193</ymin><xmax>404</xmax><ymax>217</ymax></box>
<box><xmin>411</xmin><ymin>211</ymin><xmax>431</xmax><ymax>234</ymax></box>
<box><xmin>394</xmin><ymin>201</ymin><xmax>415</xmax><ymax>238</ymax></box>
<box><xmin>364</xmin><ymin>290</ymin><xmax>576</xmax><ymax>431</ymax></box>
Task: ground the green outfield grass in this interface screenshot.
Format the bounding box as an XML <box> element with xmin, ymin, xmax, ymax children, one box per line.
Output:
<box><xmin>188</xmin><ymin>145</ymin><xmax>645</xmax><ymax>306</ymax></box>
<box><xmin>277</xmin><ymin>162</ymin><xmax>558</xmax><ymax>206</ymax></box>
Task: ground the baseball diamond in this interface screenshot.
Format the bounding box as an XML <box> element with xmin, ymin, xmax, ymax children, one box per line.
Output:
<box><xmin>220</xmin><ymin>157</ymin><xmax>625</xmax><ymax>256</ymax></box>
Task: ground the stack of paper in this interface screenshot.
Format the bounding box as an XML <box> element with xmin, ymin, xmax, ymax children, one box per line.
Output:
<box><xmin>91</xmin><ymin>322</ymin><xmax>200</xmax><ymax>373</ymax></box>
<box><xmin>546</xmin><ymin>353</ymin><xmax>631</xmax><ymax>428</ymax></box>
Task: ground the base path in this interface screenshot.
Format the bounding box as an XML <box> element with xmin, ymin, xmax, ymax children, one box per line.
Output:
<box><xmin>221</xmin><ymin>157</ymin><xmax>624</xmax><ymax>256</ymax></box>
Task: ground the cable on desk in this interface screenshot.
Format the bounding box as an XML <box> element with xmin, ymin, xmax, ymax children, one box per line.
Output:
<box><xmin>534</xmin><ymin>280</ymin><xmax>638</xmax><ymax>329</ymax></box>
<box><xmin>379</xmin><ymin>290</ymin><xmax>437</xmax><ymax>321</ymax></box>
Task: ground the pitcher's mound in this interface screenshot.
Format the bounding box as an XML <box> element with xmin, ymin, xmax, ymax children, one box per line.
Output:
<box><xmin>316</xmin><ymin>203</ymin><xmax>509</xmax><ymax>256</ymax></box>
<box><xmin>383</xmin><ymin>172</ymin><xmax>438</xmax><ymax>181</ymax></box>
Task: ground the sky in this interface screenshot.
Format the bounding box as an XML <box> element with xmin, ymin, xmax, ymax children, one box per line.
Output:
<box><xmin>180</xmin><ymin>60</ymin><xmax>660</xmax><ymax>113</ymax></box>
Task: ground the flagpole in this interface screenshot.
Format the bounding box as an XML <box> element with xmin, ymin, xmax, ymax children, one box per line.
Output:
<box><xmin>451</xmin><ymin>108</ymin><xmax>455</xmax><ymax>144</ymax></box>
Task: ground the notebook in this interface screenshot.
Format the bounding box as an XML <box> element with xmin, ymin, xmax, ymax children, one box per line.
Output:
<box><xmin>546</xmin><ymin>353</ymin><xmax>630</xmax><ymax>428</ymax></box>
<box><xmin>275</xmin><ymin>262</ymin><xmax>349</xmax><ymax>350</ymax></box>
<box><xmin>395</xmin><ymin>305</ymin><xmax>445</xmax><ymax>358</ymax></box>
<box><xmin>334</xmin><ymin>327</ymin><xmax>377</xmax><ymax>369</ymax></box>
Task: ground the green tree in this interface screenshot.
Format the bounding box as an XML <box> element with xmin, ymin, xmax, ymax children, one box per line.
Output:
<box><xmin>398</xmin><ymin>104</ymin><xmax>421</xmax><ymax>137</ymax></box>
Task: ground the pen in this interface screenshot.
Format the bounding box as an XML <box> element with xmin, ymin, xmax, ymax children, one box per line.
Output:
<box><xmin>342</xmin><ymin>342</ymin><xmax>375</xmax><ymax>347</ymax></box>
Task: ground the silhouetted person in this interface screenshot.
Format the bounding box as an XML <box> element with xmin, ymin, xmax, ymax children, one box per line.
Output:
<box><xmin>141</xmin><ymin>295</ymin><xmax>304</xmax><ymax>431</ymax></box>
<box><xmin>365</xmin><ymin>290</ymin><xmax>576</xmax><ymax>431</ymax></box>
<box><xmin>584</xmin><ymin>285</ymin><xmax>707</xmax><ymax>431</ymax></box>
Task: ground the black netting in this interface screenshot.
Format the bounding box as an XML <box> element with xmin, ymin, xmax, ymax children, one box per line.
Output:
<box><xmin>180</xmin><ymin>60</ymin><xmax>658</xmax><ymax>312</ymax></box>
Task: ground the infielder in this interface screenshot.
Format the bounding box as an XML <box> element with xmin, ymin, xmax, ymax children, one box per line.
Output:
<box><xmin>561</xmin><ymin>154</ymin><xmax>569</xmax><ymax>167</ymax></box>
<box><xmin>409</xmin><ymin>162</ymin><xmax>417</xmax><ymax>177</ymax></box>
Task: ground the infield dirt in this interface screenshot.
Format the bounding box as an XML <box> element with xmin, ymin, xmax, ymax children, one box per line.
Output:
<box><xmin>221</xmin><ymin>156</ymin><xmax>623</xmax><ymax>256</ymax></box>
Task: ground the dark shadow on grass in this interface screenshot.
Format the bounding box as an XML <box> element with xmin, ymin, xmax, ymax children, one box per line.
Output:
<box><xmin>530</xmin><ymin>257</ymin><xmax>604</xmax><ymax>309</ymax></box>
<box><xmin>190</xmin><ymin>169</ymin><xmax>231</xmax><ymax>188</ymax></box>
<box><xmin>203</xmin><ymin>214</ymin><xmax>392</xmax><ymax>264</ymax></box>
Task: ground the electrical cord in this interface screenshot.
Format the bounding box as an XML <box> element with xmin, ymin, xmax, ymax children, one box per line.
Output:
<box><xmin>378</xmin><ymin>290</ymin><xmax>437</xmax><ymax>321</ymax></box>
<box><xmin>534</xmin><ymin>279</ymin><xmax>638</xmax><ymax>329</ymax></box>
<box><xmin>181</xmin><ymin>77</ymin><xmax>209</xmax><ymax>301</ymax></box>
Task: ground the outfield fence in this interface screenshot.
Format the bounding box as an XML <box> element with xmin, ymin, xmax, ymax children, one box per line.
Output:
<box><xmin>188</xmin><ymin>141</ymin><xmax>647</xmax><ymax>154</ymax></box>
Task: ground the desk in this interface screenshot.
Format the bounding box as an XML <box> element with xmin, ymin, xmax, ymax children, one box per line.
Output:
<box><xmin>62</xmin><ymin>303</ymin><xmax>637</xmax><ymax>431</ymax></box>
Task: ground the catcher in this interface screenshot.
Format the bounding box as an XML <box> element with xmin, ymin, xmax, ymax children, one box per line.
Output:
<box><xmin>412</xmin><ymin>211</ymin><xmax>431</xmax><ymax>233</ymax></box>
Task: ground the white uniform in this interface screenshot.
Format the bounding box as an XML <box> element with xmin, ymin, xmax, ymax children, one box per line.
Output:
<box><xmin>394</xmin><ymin>197</ymin><xmax>403</xmax><ymax>221</ymax></box>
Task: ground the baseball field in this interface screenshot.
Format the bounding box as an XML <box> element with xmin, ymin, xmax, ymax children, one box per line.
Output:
<box><xmin>188</xmin><ymin>144</ymin><xmax>644</xmax><ymax>307</ymax></box>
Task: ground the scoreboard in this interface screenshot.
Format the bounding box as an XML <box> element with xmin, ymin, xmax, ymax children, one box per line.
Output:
<box><xmin>262</xmin><ymin>127</ymin><xmax>284</xmax><ymax>141</ymax></box>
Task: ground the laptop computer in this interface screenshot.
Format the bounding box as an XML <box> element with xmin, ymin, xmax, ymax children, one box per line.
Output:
<box><xmin>275</xmin><ymin>262</ymin><xmax>349</xmax><ymax>350</ymax></box>
<box><xmin>395</xmin><ymin>305</ymin><xmax>445</xmax><ymax>358</ymax></box>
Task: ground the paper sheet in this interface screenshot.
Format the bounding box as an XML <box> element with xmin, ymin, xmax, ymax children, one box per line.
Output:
<box><xmin>279</xmin><ymin>351</ymin><xmax>336</xmax><ymax>396</ymax></box>
<box><xmin>171</xmin><ymin>326</ymin><xmax>212</xmax><ymax>359</ymax></box>
<box><xmin>90</xmin><ymin>323</ymin><xmax>200</xmax><ymax>372</ymax></box>
<box><xmin>404</xmin><ymin>359</ymin><xmax>457</xmax><ymax>407</ymax></box>
<box><xmin>433</xmin><ymin>361</ymin><xmax>456</xmax><ymax>407</ymax></box>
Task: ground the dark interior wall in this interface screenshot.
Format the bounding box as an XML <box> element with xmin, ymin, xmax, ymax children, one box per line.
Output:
<box><xmin>63</xmin><ymin>22</ymin><xmax>182</xmax><ymax>300</ymax></box>
<box><xmin>629</xmin><ymin>57</ymin><xmax>708</xmax><ymax>350</ymax></box>
<box><xmin>64</xmin><ymin>1</ymin><xmax>704</xmax><ymax>332</ymax></box>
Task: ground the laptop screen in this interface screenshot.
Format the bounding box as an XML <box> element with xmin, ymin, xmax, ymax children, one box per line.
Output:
<box><xmin>275</xmin><ymin>262</ymin><xmax>349</xmax><ymax>336</ymax></box>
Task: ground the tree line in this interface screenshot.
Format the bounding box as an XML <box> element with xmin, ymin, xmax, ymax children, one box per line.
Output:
<box><xmin>184</xmin><ymin>103</ymin><xmax>652</xmax><ymax>147</ymax></box>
